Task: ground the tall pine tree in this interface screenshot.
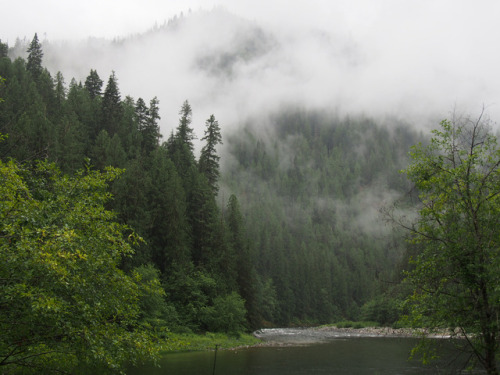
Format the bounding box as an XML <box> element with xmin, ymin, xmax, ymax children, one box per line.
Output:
<box><xmin>84</xmin><ymin>69</ymin><xmax>103</xmax><ymax>100</ymax></box>
<box><xmin>199</xmin><ymin>114</ymin><xmax>222</xmax><ymax>195</ymax></box>
<box><xmin>226</xmin><ymin>194</ymin><xmax>260</xmax><ymax>328</ymax></box>
<box><xmin>167</xmin><ymin>100</ymin><xmax>196</xmax><ymax>183</ymax></box>
<box><xmin>176</xmin><ymin>100</ymin><xmax>195</xmax><ymax>153</ymax></box>
<box><xmin>101</xmin><ymin>71</ymin><xmax>122</xmax><ymax>136</ymax></box>
<box><xmin>0</xmin><ymin>40</ymin><xmax>8</xmax><ymax>58</ymax></box>
<box><xmin>136</xmin><ymin>96</ymin><xmax>161</xmax><ymax>155</ymax></box>
<box><xmin>26</xmin><ymin>33</ymin><xmax>43</xmax><ymax>81</ymax></box>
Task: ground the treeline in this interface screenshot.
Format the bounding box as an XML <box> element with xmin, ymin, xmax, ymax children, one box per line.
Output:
<box><xmin>222</xmin><ymin>111</ymin><xmax>424</xmax><ymax>324</ymax></box>
<box><xmin>0</xmin><ymin>33</ymin><xmax>425</xmax><ymax>336</ymax></box>
<box><xmin>0</xmin><ymin>34</ymin><xmax>260</xmax><ymax>337</ymax></box>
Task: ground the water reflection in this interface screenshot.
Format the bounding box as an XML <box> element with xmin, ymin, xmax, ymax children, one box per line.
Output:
<box><xmin>128</xmin><ymin>334</ymin><xmax>484</xmax><ymax>375</ymax></box>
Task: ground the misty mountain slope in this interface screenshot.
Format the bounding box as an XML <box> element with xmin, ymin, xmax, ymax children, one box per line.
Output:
<box><xmin>221</xmin><ymin>109</ymin><xmax>424</xmax><ymax>323</ymax></box>
<box><xmin>8</xmin><ymin>4</ymin><xmax>497</xmax><ymax>146</ymax></box>
<box><xmin>7</xmin><ymin>8</ymin><xmax>373</xmax><ymax>141</ymax></box>
<box><xmin>0</xmin><ymin>35</ymin><xmax>423</xmax><ymax>326</ymax></box>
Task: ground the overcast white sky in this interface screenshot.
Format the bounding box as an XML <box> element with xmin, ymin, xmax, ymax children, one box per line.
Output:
<box><xmin>4</xmin><ymin>0</ymin><xmax>350</xmax><ymax>41</ymax></box>
<box><xmin>5</xmin><ymin>0</ymin><xmax>500</xmax><ymax>44</ymax></box>
<box><xmin>3</xmin><ymin>0</ymin><xmax>500</xmax><ymax>133</ymax></box>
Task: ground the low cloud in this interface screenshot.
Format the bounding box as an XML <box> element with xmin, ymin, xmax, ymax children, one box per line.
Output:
<box><xmin>8</xmin><ymin>1</ymin><xmax>500</xmax><ymax>143</ymax></box>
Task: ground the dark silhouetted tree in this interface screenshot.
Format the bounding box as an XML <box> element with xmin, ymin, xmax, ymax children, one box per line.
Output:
<box><xmin>199</xmin><ymin>114</ymin><xmax>222</xmax><ymax>195</ymax></box>
<box><xmin>136</xmin><ymin>96</ymin><xmax>161</xmax><ymax>154</ymax></box>
<box><xmin>101</xmin><ymin>71</ymin><xmax>122</xmax><ymax>136</ymax></box>
<box><xmin>167</xmin><ymin>100</ymin><xmax>196</xmax><ymax>183</ymax></box>
<box><xmin>0</xmin><ymin>40</ymin><xmax>8</xmax><ymax>58</ymax></box>
<box><xmin>226</xmin><ymin>194</ymin><xmax>260</xmax><ymax>328</ymax></box>
<box><xmin>176</xmin><ymin>100</ymin><xmax>195</xmax><ymax>153</ymax></box>
<box><xmin>26</xmin><ymin>33</ymin><xmax>43</xmax><ymax>81</ymax></box>
<box><xmin>84</xmin><ymin>69</ymin><xmax>103</xmax><ymax>100</ymax></box>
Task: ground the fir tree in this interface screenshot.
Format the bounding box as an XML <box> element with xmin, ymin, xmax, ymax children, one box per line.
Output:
<box><xmin>167</xmin><ymin>101</ymin><xmax>196</xmax><ymax>182</ymax></box>
<box><xmin>135</xmin><ymin>98</ymin><xmax>148</xmax><ymax>131</ymax></box>
<box><xmin>199</xmin><ymin>114</ymin><xmax>222</xmax><ymax>195</ymax></box>
<box><xmin>176</xmin><ymin>100</ymin><xmax>195</xmax><ymax>153</ymax></box>
<box><xmin>84</xmin><ymin>69</ymin><xmax>103</xmax><ymax>100</ymax></box>
<box><xmin>101</xmin><ymin>71</ymin><xmax>122</xmax><ymax>136</ymax></box>
<box><xmin>26</xmin><ymin>33</ymin><xmax>43</xmax><ymax>81</ymax></box>
<box><xmin>0</xmin><ymin>40</ymin><xmax>8</xmax><ymax>58</ymax></box>
<box><xmin>226</xmin><ymin>194</ymin><xmax>260</xmax><ymax>328</ymax></box>
<box><xmin>147</xmin><ymin>96</ymin><xmax>162</xmax><ymax>145</ymax></box>
<box><xmin>136</xmin><ymin>96</ymin><xmax>161</xmax><ymax>154</ymax></box>
<box><xmin>54</xmin><ymin>71</ymin><xmax>66</xmax><ymax>112</ymax></box>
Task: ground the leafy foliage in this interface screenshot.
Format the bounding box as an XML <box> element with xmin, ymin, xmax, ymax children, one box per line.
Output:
<box><xmin>400</xmin><ymin>115</ymin><xmax>500</xmax><ymax>374</ymax></box>
<box><xmin>200</xmin><ymin>292</ymin><xmax>247</xmax><ymax>333</ymax></box>
<box><xmin>0</xmin><ymin>161</ymin><xmax>160</xmax><ymax>374</ymax></box>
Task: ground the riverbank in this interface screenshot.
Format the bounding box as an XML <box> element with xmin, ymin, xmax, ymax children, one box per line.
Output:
<box><xmin>252</xmin><ymin>326</ymin><xmax>454</xmax><ymax>346</ymax></box>
<box><xmin>316</xmin><ymin>325</ymin><xmax>452</xmax><ymax>338</ymax></box>
<box><xmin>158</xmin><ymin>325</ymin><xmax>454</xmax><ymax>353</ymax></box>
<box><xmin>159</xmin><ymin>332</ymin><xmax>261</xmax><ymax>353</ymax></box>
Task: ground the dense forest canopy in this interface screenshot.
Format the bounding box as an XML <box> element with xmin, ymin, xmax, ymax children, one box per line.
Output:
<box><xmin>3</xmin><ymin>26</ymin><xmax>487</xmax><ymax>373</ymax></box>
<box><xmin>2</xmin><ymin>5</ymin><xmax>500</xmax><ymax>373</ymax></box>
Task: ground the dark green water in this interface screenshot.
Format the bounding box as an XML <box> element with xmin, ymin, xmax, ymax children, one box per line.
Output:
<box><xmin>128</xmin><ymin>337</ymin><xmax>482</xmax><ymax>374</ymax></box>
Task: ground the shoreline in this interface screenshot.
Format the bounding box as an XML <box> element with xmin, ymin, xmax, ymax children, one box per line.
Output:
<box><xmin>315</xmin><ymin>325</ymin><xmax>453</xmax><ymax>338</ymax></box>
<box><xmin>249</xmin><ymin>326</ymin><xmax>455</xmax><ymax>348</ymax></box>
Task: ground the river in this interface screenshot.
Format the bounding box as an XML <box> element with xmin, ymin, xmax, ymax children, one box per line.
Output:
<box><xmin>127</xmin><ymin>328</ymin><xmax>485</xmax><ymax>374</ymax></box>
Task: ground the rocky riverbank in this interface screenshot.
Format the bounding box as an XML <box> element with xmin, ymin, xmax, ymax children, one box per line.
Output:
<box><xmin>252</xmin><ymin>326</ymin><xmax>453</xmax><ymax>346</ymax></box>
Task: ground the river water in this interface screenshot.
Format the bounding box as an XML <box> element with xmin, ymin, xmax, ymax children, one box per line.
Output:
<box><xmin>127</xmin><ymin>328</ymin><xmax>484</xmax><ymax>374</ymax></box>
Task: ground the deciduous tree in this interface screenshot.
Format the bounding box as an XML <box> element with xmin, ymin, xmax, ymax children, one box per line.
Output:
<box><xmin>0</xmin><ymin>161</ymin><xmax>160</xmax><ymax>374</ymax></box>
<box><xmin>400</xmin><ymin>113</ymin><xmax>500</xmax><ymax>374</ymax></box>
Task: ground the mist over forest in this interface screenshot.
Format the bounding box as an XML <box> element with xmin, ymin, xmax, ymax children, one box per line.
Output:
<box><xmin>1</xmin><ymin>2</ymin><xmax>496</xmax><ymax>328</ymax></box>
<box><xmin>8</xmin><ymin>7</ymin><xmax>499</xmax><ymax>139</ymax></box>
<box><xmin>2</xmin><ymin>4</ymin><xmax>500</xmax><ymax>373</ymax></box>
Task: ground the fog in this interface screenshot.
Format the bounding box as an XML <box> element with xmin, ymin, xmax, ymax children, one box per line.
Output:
<box><xmin>5</xmin><ymin>1</ymin><xmax>500</xmax><ymax>139</ymax></box>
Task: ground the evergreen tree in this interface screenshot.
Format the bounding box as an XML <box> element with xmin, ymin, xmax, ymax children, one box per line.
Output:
<box><xmin>199</xmin><ymin>114</ymin><xmax>222</xmax><ymax>195</ymax></box>
<box><xmin>147</xmin><ymin>148</ymin><xmax>191</xmax><ymax>272</ymax></box>
<box><xmin>53</xmin><ymin>112</ymin><xmax>86</xmax><ymax>173</ymax></box>
<box><xmin>167</xmin><ymin>101</ymin><xmax>196</xmax><ymax>183</ymax></box>
<box><xmin>37</xmin><ymin>69</ymin><xmax>56</xmax><ymax>118</ymax></box>
<box><xmin>91</xmin><ymin>129</ymin><xmax>111</xmax><ymax>169</ymax></box>
<box><xmin>53</xmin><ymin>71</ymin><xmax>66</xmax><ymax>113</ymax></box>
<box><xmin>188</xmin><ymin>170</ymin><xmax>218</xmax><ymax>267</ymax></box>
<box><xmin>66</xmin><ymin>79</ymin><xmax>95</xmax><ymax>150</ymax></box>
<box><xmin>101</xmin><ymin>71</ymin><xmax>122</xmax><ymax>136</ymax></box>
<box><xmin>118</xmin><ymin>95</ymin><xmax>141</xmax><ymax>159</ymax></box>
<box><xmin>146</xmin><ymin>96</ymin><xmax>162</xmax><ymax>150</ymax></box>
<box><xmin>176</xmin><ymin>100</ymin><xmax>195</xmax><ymax>153</ymax></box>
<box><xmin>226</xmin><ymin>194</ymin><xmax>260</xmax><ymax>328</ymax></box>
<box><xmin>136</xmin><ymin>96</ymin><xmax>161</xmax><ymax>154</ymax></box>
<box><xmin>84</xmin><ymin>69</ymin><xmax>103</xmax><ymax>99</ymax></box>
<box><xmin>135</xmin><ymin>97</ymin><xmax>148</xmax><ymax>132</ymax></box>
<box><xmin>0</xmin><ymin>40</ymin><xmax>8</xmax><ymax>58</ymax></box>
<box><xmin>26</xmin><ymin>33</ymin><xmax>43</xmax><ymax>81</ymax></box>
<box><xmin>111</xmin><ymin>159</ymin><xmax>152</xmax><ymax>268</ymax></box>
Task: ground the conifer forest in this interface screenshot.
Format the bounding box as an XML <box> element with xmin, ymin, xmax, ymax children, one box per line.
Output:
<box><xmin>1</xmin><ymin>7</ymin><xmax>499</xmax><ymax>374</ymax></box>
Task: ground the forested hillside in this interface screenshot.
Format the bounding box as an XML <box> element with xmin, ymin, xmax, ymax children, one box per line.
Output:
<box><xmin>4</xmin><ymin>4</ymin><xmax>500</xmax><ymax>374</ymax></box>
<box><xmin>0</xmin><ymin>33</ymin><xmax>424</xmax><ymax>342</ymax></box>
<box><xmin>222</xmin><ymin>111</ymin><xmax>424</xmax><ymax>324</ymax></box>
<box><xmin>0</xmin><ymin>33</ymin><xmax>259</xmax><ymax>333</ymax></box>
